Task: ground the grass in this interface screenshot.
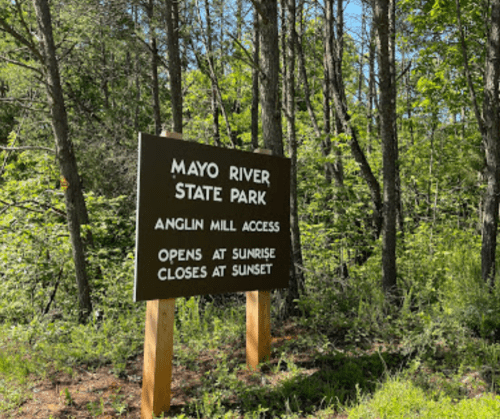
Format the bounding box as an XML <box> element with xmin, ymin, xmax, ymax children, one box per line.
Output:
<box><xmin>349</xmin><ymin>377</ymin><xmax>500</xmax><ymax>419</ymax></box>
<box><xmin>0</xmin><ymin>338</ymin><xmax>48</xmax><ymax>411</ymax></box>
<box><xmin>1</xmin><ymin>293</ymin><xmax>500</xmax><ymax>418</ymax></box>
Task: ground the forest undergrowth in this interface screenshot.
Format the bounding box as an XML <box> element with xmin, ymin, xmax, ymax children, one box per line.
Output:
<box><xmin>1</xmin><ymin>165</ymin><xmax>500</xmax><ymax>418</ymax></box>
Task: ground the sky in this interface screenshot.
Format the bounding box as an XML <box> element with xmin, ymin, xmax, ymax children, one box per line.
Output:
<box><xmin>344</xmin><ymin>0</ymin><xmax>366</xmax><ymax>47</ymax></box>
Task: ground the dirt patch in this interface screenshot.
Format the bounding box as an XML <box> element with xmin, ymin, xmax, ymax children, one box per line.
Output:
<box><xmin>3</xmin><ymin>322</ymin><xmax>347</xmax><ymax>418</ymax></box>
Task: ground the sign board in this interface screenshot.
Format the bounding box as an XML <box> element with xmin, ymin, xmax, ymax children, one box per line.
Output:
<box><xmin>134</xmin><ymin>132</ymin><xmax>291</xmax><ymax>302</ymax></box>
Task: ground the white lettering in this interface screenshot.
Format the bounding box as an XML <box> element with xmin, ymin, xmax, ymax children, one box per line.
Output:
<box><xmin>241</xmin><ymin>220</ymin><xmax>280</xmax><ymax>232</ymax></box>
<box><xmin>212</xmin><ymin>265</ymin><xmax>227</xmax><ymax>277</ymax></box>
<box><xmin>155</xmin><ymin>218</ymin><xmax>204</xmax><ymax>231</ymax></box>
<box><xmin>230</xmin><ymin>188</ymin><xmax>266</xmax><ymax>205</ymax></box>
<box><xmin>171</xmin><ymin>158</ymin><xmax>219</xmax><ymax>179</ymax></box>
<box><xmin>171</xmin><ymin>158</ymin><xmax>186</xmax><ymax>175</ymax></box>
<box><xmin>210</xmin><ymin>219</ymin><xmax>237</xmax><ymax>231</ymax></box>
<box><xmin>212</xmin><ymin>248</ymin><xmax>227</xmax><ymax>260</ymax></box>
<box><xmin>231</xmin><ymin>263</ymin><xmax>273</xmax><ymax>276</ymax></box>
<box><xmin>158</xmin><ymin>266</ymin><xmax>207</xmax><ymax>281</ymax></box>
<box><xmin>157</xmin><ymin>248</ymin><xmax>203</xmax><ymax>263</ymax></box>
<box><xmin>175</xmin><ymin>182</ymin><xmax>222</xmax><ymax>202</ymax></box>
<box><xmin>232</xmin><ymin>248</ymin><xmax>276</xmax><ymax>260</ymax></box>
<box><xmin>229</xmin><ymin>166</ymin><xmax>271</xmax><ymax>187</ymax></box>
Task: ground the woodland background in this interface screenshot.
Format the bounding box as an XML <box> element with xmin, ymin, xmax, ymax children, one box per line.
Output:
<box><xmin>2</xmin><ymin>0</ymin><xmax>500</xmax><ymax>417</ymax></box>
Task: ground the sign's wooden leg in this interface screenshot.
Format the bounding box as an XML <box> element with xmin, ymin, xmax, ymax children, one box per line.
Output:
<box><xmin>246</xmin><ymin>290</ymin><xmax>271</xmax><ymax>370</ymax></box>
<box><xmin>140</xmin><ymin>298</ymin><xmax>175</xmax><ymax>419</ymax></box>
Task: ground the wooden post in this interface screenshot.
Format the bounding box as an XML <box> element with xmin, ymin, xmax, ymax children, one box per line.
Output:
<box><xmin>140</xmin><ymin>299</ymin><xmax>175</xmax><ymax>418</ymax></box>
<box><xmin>246</xmin><ymin>147</ymin><xmax>273</xmax><ymax>370</ymax></box>
<box><xmin>246</xmin><ymin>290</ymin><xmax>271</xmax><ymax>369</ymax></box>
<box><xmin>140</xmin><ymin>131</ymin><xmax>181</xmax><ymax>419</ymax></box>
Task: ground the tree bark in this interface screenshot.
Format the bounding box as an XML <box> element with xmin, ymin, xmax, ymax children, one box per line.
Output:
<box><xmin>251</xmin><ymin>5</ymin><xmax>260</xmax><ymax>150</ymax></box>
<box><xmin>456</xmin><ymin>0</ymin><xmax>500</xmax><ymax>286</ymax></box>
<box><xmin>367</xmin><ymin>24</ymin><xmax>376</xmax><ymax>153</ymax></box>
<box><xmin>481</xmin><ymin>0</ymin><xmax>500</xmax><ymax>287</ymax></box>
<box><xmin>255</xmin><ymin>0</ymin><xmax>283</xmax><ymax>156</ymax></box>
<box><xmin>32</xmin><ymin>0</ymin><xmax>92</xmax><ymax>322</ymax></box>
<box><xmin>285</xmin><ymin>0</ymin><xmax>304</xmax><ymax>314</ymax></box>
<box><xmin>165</xmin><ymin>0</ymin><xmax>183</xmax><ymax>133</ymax></box>
<box><xmin>146</xmin><ymin>0</ymin><xmax>161</xmax><ymax>135</ymax></box>
<box><xmin>389</xmin><ymin>0</ymin><xmax>404</xmax><ymax>238</ymax></box>
<box><xmin>203</xmin><ymin>0</ymin><xmax>221</xmax><ymax>146</ymax></box>
<box><xmin>374</xmin><ymin>0</ymin><xmax>398</xmax><ymax>295</ymax></box>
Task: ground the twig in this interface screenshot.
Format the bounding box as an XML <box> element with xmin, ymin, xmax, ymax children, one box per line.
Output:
<box><xmin>396</xmin><ymin>60</ymin><xmax>412</xmax><ymax>82</ymax></box>
<box><xmin>43</xmin><ymin>267</ymin><xmax>63</xmax><ymax>315</ymax></box>
<box><xmin>226</xmin><ymin>31</ymin><xmax>263</xmax><ymax>74</ymax></box>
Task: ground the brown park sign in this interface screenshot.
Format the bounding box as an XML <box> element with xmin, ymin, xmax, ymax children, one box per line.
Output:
<box><xmin>133</xmin><ymin>132</ymin><xmax>291</xmax><ymax>302</ymax></box>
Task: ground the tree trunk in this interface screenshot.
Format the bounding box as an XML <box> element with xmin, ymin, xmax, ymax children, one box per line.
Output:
<box><xmin>146</xmin><ymin>0</ymin><xmax>161</xmax><ymax>135</ymax></box>
<box><xmin>285</xmin><ymin>0</ymin><xmax>304</xmax><ymax>315</ymax></box>
<box><xmin>165</xmin><ymin>0</ymin><xmax>183</xmax><ymax>133</ymax></box>
<box><xmin>481</xmin><ymin>0</ymin><xmax>500</xmax><ymax>287</ymax></box>
<box><xmin>389</xmin><ymin>0</ymin><xmax>404</xmax><ymax>238</ymax></box>
<box><xmin>456</xmin><ymin>0</ymin><xmax>500</xmax><ymax>286</ymax></box>
<box><xmin>203</xmin><ymin>0</ymin><xmax>220</xmax><ymax>146</ymax></box>
<box><xmin>255</xmin><ymin>0</ymin><xmax>283</xmax><ymax>155</ymax></box>
<box><xmin>32</xmin><ymin>0</ymin><xmax>92</xmax><ymax>322</ymax></box>
<box><xmin>374</xmin><ymin>0</ymin><xmax>398</xmax><ymax>295</ymax></box>
<box><xmin>251</xmin><ymin>5</ymin><xmax>260</xmax><ymax>150</ymax></box>
<box><xmin>367</xmin><ymin>24</ymin><xmax>376</xmax><ymax>153</ymax></box>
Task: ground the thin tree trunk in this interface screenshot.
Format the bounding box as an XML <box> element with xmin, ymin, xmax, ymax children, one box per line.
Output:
<box><xmin>134</xmin><ymin>5</ymin><xmax>141</xmax><ymax>132</ymax></box>
<box><xmin>285</xmin><ymin>0</ymin><xmax>304</xmax><ymax>314</ymax></box>
<box><xmin>251</xmin><ymin>5</ymin><xmax>260</xmax><ymax>150</ymax></box>
<box><xmin>389</xmin><ymin>0</ymin><xmax>404</xmax><ymax>238</ymax></box>
<box><xmin>296</xmin><ymin>34</ymin><xmax>320</xmax><ymax>138</ymax></box>
<box><xmin>211</xmin><ymin>86</ymin><xmax>221</xmax><ymax>146</ymax></box>
<box><xmin>319</xmin><ymin>1</ymin><xmax>341</xmax><ymax>187</ymax></box>
<box><xmin>367</xmin><ymin>24</ymin><xmax>376</xmax><ymax>153</ymax></box>
<box><xmin>456</xmin><ymin>0</ymin><xmax>485</xmax><ymax>138</ymax></box>
<box><xmin>165</xmin><ymin>0</ymin><xmax>183</xmax><ymax>133</ymax></box>
<box><xmin>203</xmin><ymin>0</ymin><xmax>220</xmax><ymax>145</ymax></box>
<box><xmin>146</xmin><ymin>0</ymin><xmax>161</xmax><ymax>135</ymax></box>
<box><xmin>32</xmin><ymin>0</ymin><xmax>92</xmax><ymax>322</ymax></box>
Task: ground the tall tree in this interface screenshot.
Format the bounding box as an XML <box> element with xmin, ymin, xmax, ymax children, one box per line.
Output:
<box><xmin>31</xmin><ymin>0</ymin><xmax>92</xmax><ymax>321</ymax></box>
<box><xmin>374</xmin><ymin>0</ymin><xmax>398</xmax><ymax>295</ymax></box>
<box><xmin>456</xmin><ymin>0</ymin><xmax>500</xmax><ymax>286</ymax></box>
<box><xmin>165</xmin><ymin>0</ymin><xmax>183</xmax><ymax>133</ymax></box>
<box><xmin>254</xmin><ymin>0</ymin><xmax>283</xmax><ymax>156</ymax></box>
<box><xmin>479</xmin><ymin>0</ymin><xmax>500</xmax><ymax>286</ymax></box>
<box><xmin>251</xmin><ymin>4</ymin><xmax>260</xmax><ymax>150</ymax></box>
<box><xmin>284</xmin><ymin>0</ymin><xmax>305</xmax><ymax>314</ymax></box>
<box><xmin>145</xmin><ymin>0</ymin><xmax>162</xmax><ymax>135</ymax></box>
